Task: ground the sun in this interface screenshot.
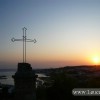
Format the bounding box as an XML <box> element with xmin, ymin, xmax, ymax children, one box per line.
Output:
<box><xmin>92</xmin><ymin>56</ymin><xmax>100</xmax><ymax>65</ymax></box>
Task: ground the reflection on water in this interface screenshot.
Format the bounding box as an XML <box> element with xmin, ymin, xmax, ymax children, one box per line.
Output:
<box><xmin>0</xmin><ymin>71</ymin><xmax>15</xmax><ymax>85</ymax></box>
<box><xmin>0</xmin><ymin>71</ymin><xmax>46</xmax><ymax>85</ymax></box>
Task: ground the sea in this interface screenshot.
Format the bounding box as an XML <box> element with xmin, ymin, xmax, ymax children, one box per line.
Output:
<box><xmin>0</xmin><ymin>69</ymin><xmax>46</xmax><ymax>85</ymax></box>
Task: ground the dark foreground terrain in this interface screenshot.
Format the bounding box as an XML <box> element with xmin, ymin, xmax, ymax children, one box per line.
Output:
<box><xmin>1</xmin><ymin>65</ymin><xmax>100</xmax><ymax>100</ymax></box>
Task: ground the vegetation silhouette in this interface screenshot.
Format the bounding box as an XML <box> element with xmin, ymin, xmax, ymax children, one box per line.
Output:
<box><xmin>36</xmin><ymin>69</ymin><xmax>100</xmax><ymax>100</ymax></box>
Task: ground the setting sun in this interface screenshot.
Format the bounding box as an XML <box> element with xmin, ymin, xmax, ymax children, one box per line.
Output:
<box><xmin>92</xmin><ymin>56</ymin><xmax>100</xmax><ymax>65</ymax></box>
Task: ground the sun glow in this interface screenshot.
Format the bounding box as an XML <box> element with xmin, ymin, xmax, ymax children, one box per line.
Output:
<box><xmin>92</xmin><ymin>56</ymin><xmax>100</xmax><ymax>65</ymax></box>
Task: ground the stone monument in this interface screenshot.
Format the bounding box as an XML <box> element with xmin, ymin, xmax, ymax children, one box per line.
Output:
<box><xmin>11</xmin><ymin>28</ymin><xmax>37</xmax><ymax>100</ymax></box>
<box><xmin>12</xmin><ymin>63</ymin><xmax>37</xmax><ymax>100</ymax></box>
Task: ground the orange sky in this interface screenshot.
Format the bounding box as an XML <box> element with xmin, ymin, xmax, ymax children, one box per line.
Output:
<box><xmin>1</xmin><ymin>0</ymin><xmax>100</xmax><ymax>69</ymax></box>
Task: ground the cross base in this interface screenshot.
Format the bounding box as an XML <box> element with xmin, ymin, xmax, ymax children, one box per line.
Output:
<box><xmin>12</xmin><ymin>62</ymin><xmax>37</xmax><ymax>100</ymax></box>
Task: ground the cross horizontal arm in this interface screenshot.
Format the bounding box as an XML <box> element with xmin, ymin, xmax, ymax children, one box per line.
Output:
<box><xmin>26</xmin><ymin>39</ymin><xmax>37</xmax><ymax>43</ymax></box>
<box><xmin>11</xmin><ymin>38</ymin><xmax>36</xmax><ymax>43</ymax></box>
<box><xmin>11</xmin><ymin>38</ymin><xmax>23</xmax><ymax>42</ymax></box>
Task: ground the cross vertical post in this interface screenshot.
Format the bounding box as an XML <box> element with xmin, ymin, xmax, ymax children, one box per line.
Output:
<box><xmin>23</xmin><ymin>28</ymin><xmax>25</xmax><ymax>63</ymax></box>
<box><xmin>22</xmin><ymin>27</ymin><xmax>27</xmax><ymax>63</ymax></box>
<box><xmin>24</xmin><ymin>27</ymin><xmax>27</xmax><ymax>63</ymax></box>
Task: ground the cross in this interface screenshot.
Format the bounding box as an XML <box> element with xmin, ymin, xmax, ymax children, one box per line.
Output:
<box><xmin>11</xmin><ymin>27</ymin><xmax>37</xmax><ymax>63</ymax></box>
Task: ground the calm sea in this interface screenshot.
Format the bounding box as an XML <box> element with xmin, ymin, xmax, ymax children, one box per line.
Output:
<box><xmin>0</xmin><ymin>69</ymin><xmax>46</xmax><ymax>85</ymax></box>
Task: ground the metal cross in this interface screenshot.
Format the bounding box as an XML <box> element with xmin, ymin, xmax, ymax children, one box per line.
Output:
<box><xmin>11</xmin><ymin>27</ymin><xmax>37</xmax><ymax>63</ymax></box>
